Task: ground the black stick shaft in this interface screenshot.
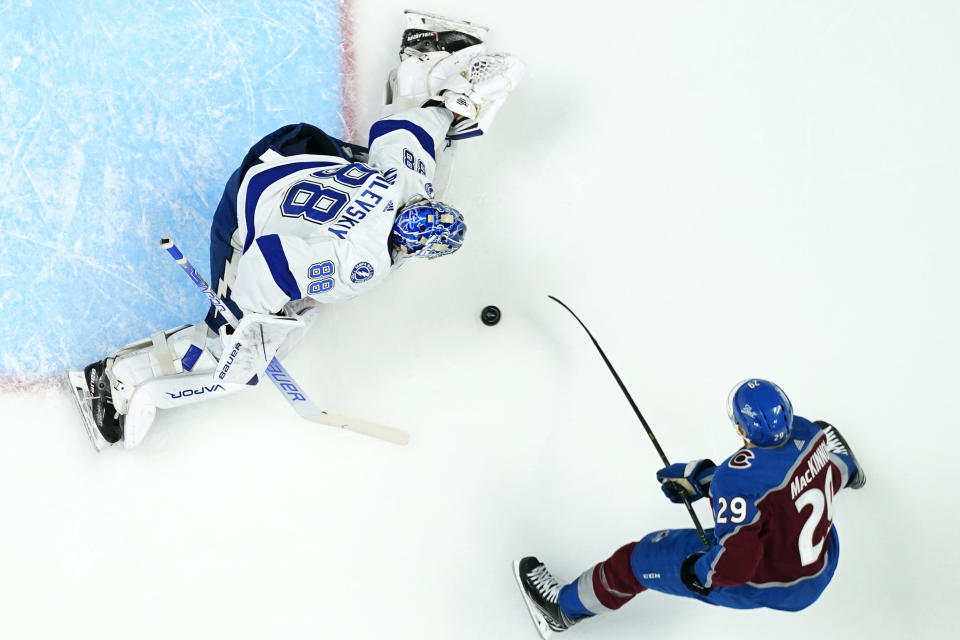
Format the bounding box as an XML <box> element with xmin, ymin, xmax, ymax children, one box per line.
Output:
<box><xmin>548</xmin><ymin>295</ymin><xmax>710</xmax><ymax>548</ymax></box>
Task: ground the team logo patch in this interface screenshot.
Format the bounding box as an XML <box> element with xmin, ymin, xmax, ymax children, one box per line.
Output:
<box><xmin>425</xmin><ymin>182</ymin><xmax>435</xmax><ymax>199</ymax></box>
<box><xmin>651</xmin><ymin>530</ymin><xmax>670</xmax><ymax>543</ymax></box>
<box><xmin>350</xmin><ymin>261</ymin><xmax>375</xmax><ymax>283</ymax></box>
<box><xmin>729</xmin><ymin>449</ymin><xmax>755</xmax><ymax>469</ymax></box>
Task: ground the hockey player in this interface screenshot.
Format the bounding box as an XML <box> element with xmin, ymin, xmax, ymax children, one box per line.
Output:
<box><xmin>71</xmin><ymin>12</ymin><xmax>524</xmax><ymax>449</ymax></box>
<box><xmin>514</xmin><ymin>379</ymin><xmax>866</xmax><ymax>638</ymax></box>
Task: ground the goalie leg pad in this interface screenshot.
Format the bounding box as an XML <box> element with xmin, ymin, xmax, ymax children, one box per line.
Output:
<box><xmin>103</xmin><ymin>322</ymin><xmax>247</xmax><ymax>447</ymax></box>
<box><xmin>122</xmin><ymin>372</ymin><xmax>249</xmax><ymax>448</ymax></box>
<box><xmin>108</xmin><ymin>323</ymin><xmax>219</xmax><ymax>413</ymax></box>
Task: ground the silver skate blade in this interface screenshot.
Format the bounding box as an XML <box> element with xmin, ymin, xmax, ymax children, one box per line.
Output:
<box><xmin>67</xmin><ymin>370</ymin><xmax>107</xmax><ymax>452</ymax></box>
<box><xmin>403</xmin><ymin>9</ymin><xmax>489</xmax><ymax>38</ymax></box>
<box><xmin>512</xmin><ymin>559</ymin><xmax>554</xmax><ymax>640</ymax></box>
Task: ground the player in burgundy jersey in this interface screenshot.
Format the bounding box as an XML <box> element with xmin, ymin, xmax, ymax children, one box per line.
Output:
<box><xmin>514</xmin><ymin>379</ymin><xmax>866</xmax><ymax>638</ymax></box>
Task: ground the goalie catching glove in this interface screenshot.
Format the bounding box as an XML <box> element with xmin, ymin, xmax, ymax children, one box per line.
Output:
<box><xmin>433</xmin><ymin>53</ymin><xmax>525</xmax><ymax>137</ymax></box>
<box><xmin>387</xmin><ymin>44</ymin><xmax>524</xmax><ymax>139</ymax></box>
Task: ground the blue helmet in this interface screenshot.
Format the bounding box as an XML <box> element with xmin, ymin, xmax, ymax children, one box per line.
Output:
<box><xmin>391</xmin><ymin>198</ymin><xmax>466</xmax><ymax>260</ymax></box>
<box><xmin>726</xmin><ymin>379</ymin><xmax>793</xmax><ymax>447</ymax></box>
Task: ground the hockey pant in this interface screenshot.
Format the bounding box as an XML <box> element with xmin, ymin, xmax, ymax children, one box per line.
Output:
<box><xmin>558</xmin><ymin>526</ymin><xmax>840</xmax><ymax>617</ymax></box>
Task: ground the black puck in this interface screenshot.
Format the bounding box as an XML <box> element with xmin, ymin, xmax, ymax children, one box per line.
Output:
<box><xmin>481</xmin><ymin>305</ymin><xmax>501</xmax><ymax>326</ymax></box>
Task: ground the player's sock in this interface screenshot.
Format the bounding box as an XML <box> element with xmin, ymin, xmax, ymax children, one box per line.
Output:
<box><xmin>516</xmin><ymin>557</ymin><xmax>584</xmax><ymax>634</ymax></box>
<box><xmin>558</xmin><ymin>542</ymin><xmax>647</xmax><ymax>617</ymax></box>
<box><xmin>83</xmin><ymin>360</ymin><xmax>124</xmax><ymax>444</ymax></box>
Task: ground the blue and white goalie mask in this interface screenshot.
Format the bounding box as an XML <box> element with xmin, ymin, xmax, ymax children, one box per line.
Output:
<box><xmin>391</xmin><ymin>199</ymin><xmax>466</xmax><ymax>260</ymax></box>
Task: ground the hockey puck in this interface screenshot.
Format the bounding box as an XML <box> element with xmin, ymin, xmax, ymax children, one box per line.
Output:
<box><xmin>481</xmin><ymin>305</ymin><xmax>501</xmax><ymax>326</ymax></box>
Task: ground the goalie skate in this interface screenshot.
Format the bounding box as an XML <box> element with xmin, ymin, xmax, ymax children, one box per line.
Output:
<box><xmin>401</xmin><ymin>9</ymin><xmax>489</xmax><ymax>51</ymax></box>
<box><xmin>66</xmin><ymin>360</ymin><xmax>125</xmax><ymax>451</ymax></box>
<box><xmin>66</xmin><ymin>369</ymin><xmax>108</xmax><ymax>451</ymax></box>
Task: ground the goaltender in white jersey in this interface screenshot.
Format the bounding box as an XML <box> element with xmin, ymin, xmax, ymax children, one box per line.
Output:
<box><xmin>69</xmin><ymin>11</ymin><xmax>524</xmax><ymax>450</ymax></box>
<box><xmin>225</xmin><ymin>109</ymin><xmax>449</xmax><ymax>313</ymax></box>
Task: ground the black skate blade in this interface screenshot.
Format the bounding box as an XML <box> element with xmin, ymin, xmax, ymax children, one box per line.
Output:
<box><xmin>512</xmin><ymin>559</ymin><xmax>554</xmax><ymax>640</ymax></box>
<box><xmin>66</xmin><ymin>370</ymin><xmax>107</xmax><ymax>452</ymax></box>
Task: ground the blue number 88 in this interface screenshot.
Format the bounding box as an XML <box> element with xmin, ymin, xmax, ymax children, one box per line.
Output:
<box><xmin>308</xmin><ymin>261</ymin><xmax>335</xmax><ymax>278</ymax></box>
<box><xmin>308</xmin><ymin>278</ymin><xmax>335</xmax><ymax>294</ymax></box>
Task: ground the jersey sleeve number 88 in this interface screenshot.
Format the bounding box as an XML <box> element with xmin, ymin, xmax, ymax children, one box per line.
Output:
<box><xmin>307</xmin><ymin>261</ymin><xmax>335</xmax><ymax>294</ymax></box>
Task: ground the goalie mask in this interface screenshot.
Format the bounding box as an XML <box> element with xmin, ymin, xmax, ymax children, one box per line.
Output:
<box><xmin>391</xmin><ymin>198</ymin><xmax>466</xmax><ymax>260</ymax></box>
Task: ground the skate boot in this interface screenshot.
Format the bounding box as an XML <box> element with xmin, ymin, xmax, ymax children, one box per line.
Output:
<box><xmin>83</xmin><ymin>360</ymin><xmax>124</xmax><ymax>444</ymax></box>
<box><xmin>814</xmin><ymin>421</ymin><xmax>866</xmax><ymax>489</ymax></box>
<box><xmin>386</xmin><ymin>9</ymin><xmax>489</xmax><ymax>107</ymax></box>
<box><xmin>514</xmin><ymin>557</ymin><xmax>582</xmax><ymax>638</ymax></box>
<box><xmin>398</xmin><ymin>9</ymin><xmax>489</xmax><ymax>59</ymax></box>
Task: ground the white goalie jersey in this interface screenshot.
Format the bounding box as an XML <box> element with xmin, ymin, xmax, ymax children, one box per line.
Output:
<box><xmin>227</xmin><ymin>106</ymin><xmax>455</xmax><ymax>315</ymax></box>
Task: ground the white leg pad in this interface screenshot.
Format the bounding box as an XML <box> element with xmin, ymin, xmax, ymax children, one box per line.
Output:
<box><xmin>108</xmin><ymin>307</ymin><xmax>321</xmax><ymax>447</ymax></box>
<box><xmin>107</xmin><ymin>322</ymin><xmax>247</xmax><ymax>447</ymax></box>
<box><xmin>122</xmin><ymin>372</ymin><xmax>248</xmax><ymax>448</ymax></box>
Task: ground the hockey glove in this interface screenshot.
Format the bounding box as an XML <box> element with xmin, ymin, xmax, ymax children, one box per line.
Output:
<box><xmin>656</xmin><ymin>459</ymin><xmax>716</xmax><ymax>504</ymax></box>
<box><xmin>680</xmin><ymin>552</ymin><xmax>711</xmax><ymax>596</ymax></box>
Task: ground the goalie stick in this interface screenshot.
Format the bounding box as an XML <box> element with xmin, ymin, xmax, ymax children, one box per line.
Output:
<box><xmin>548</xmin><ymin>295</ymin><xmax>709</xmax><ymax>548</ymax></box>
<box><xmin>160</xmin><ymin>237</ymin><xmax>409</xmax><ymax>446</ymax></box>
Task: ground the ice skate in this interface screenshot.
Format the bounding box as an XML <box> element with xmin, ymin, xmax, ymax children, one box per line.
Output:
<box><xmin>386</xmin><ymin>9</ymin><xmax>489</xmax><ymax>107</ymax></box>
<box><xmin>67</xmin><ymin>359</ymin><xmax>123</xmax><ymax>451</ymax></box>
<box><xmin>399</xmin><ymin>9</ymin><xmax>489</xmax><ymax>58</ymax></box>
<box><xmin>513</xmin><ymin>557</ymin><xmax>581</xmax><ymax>638</ymax></box>
<box><xmin>814</xmin><ymin>421</ymin><xmax>866</xmax><ymax>489</ymax></box>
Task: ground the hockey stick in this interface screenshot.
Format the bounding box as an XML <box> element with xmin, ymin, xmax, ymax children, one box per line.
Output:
<box><xmin>159</xmin><ymin>237</ymin><xmax>409</xmax><ymax>445</ymax></box>
<box><xmin>548</xmin><ymin>295</ymin><xmax>710</xmax><ymax>548</ymax></box>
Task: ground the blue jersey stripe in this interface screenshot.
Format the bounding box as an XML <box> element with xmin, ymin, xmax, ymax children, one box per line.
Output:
<box><xmin>243</xmin><ymin>161</ymin><xmax>338</xmax><ymax>252</ymax></box>
<box><xmin>255</xmin><ymin>234</ymin><xmax>302</xmax><ymax>301</ymax></box>
<box><xmin>369</xmin><ymin>119</ymin><xmax>436</xmax><ymax>159</ymax></box>
<box><xmin>447</xmin><ymin>128</ymin><xmax>483</xmax><ymax>141</ymax></box>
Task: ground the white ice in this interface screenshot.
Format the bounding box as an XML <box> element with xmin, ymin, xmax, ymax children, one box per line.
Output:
<box><xmin>1</xmin><ymin>1</ymin><xmax>957</xmax><ymax>639</ymax></box>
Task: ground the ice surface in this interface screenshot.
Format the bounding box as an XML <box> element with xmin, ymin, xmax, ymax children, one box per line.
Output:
<box><xmin>0</xmin><ymin>0</ymin><xmax>342</xmax><ymax>376</ymax></box>
<box><xmin>1</xmin><ymin>1</ymin><xmax>958</xmax><ymax>639</ymax></box>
